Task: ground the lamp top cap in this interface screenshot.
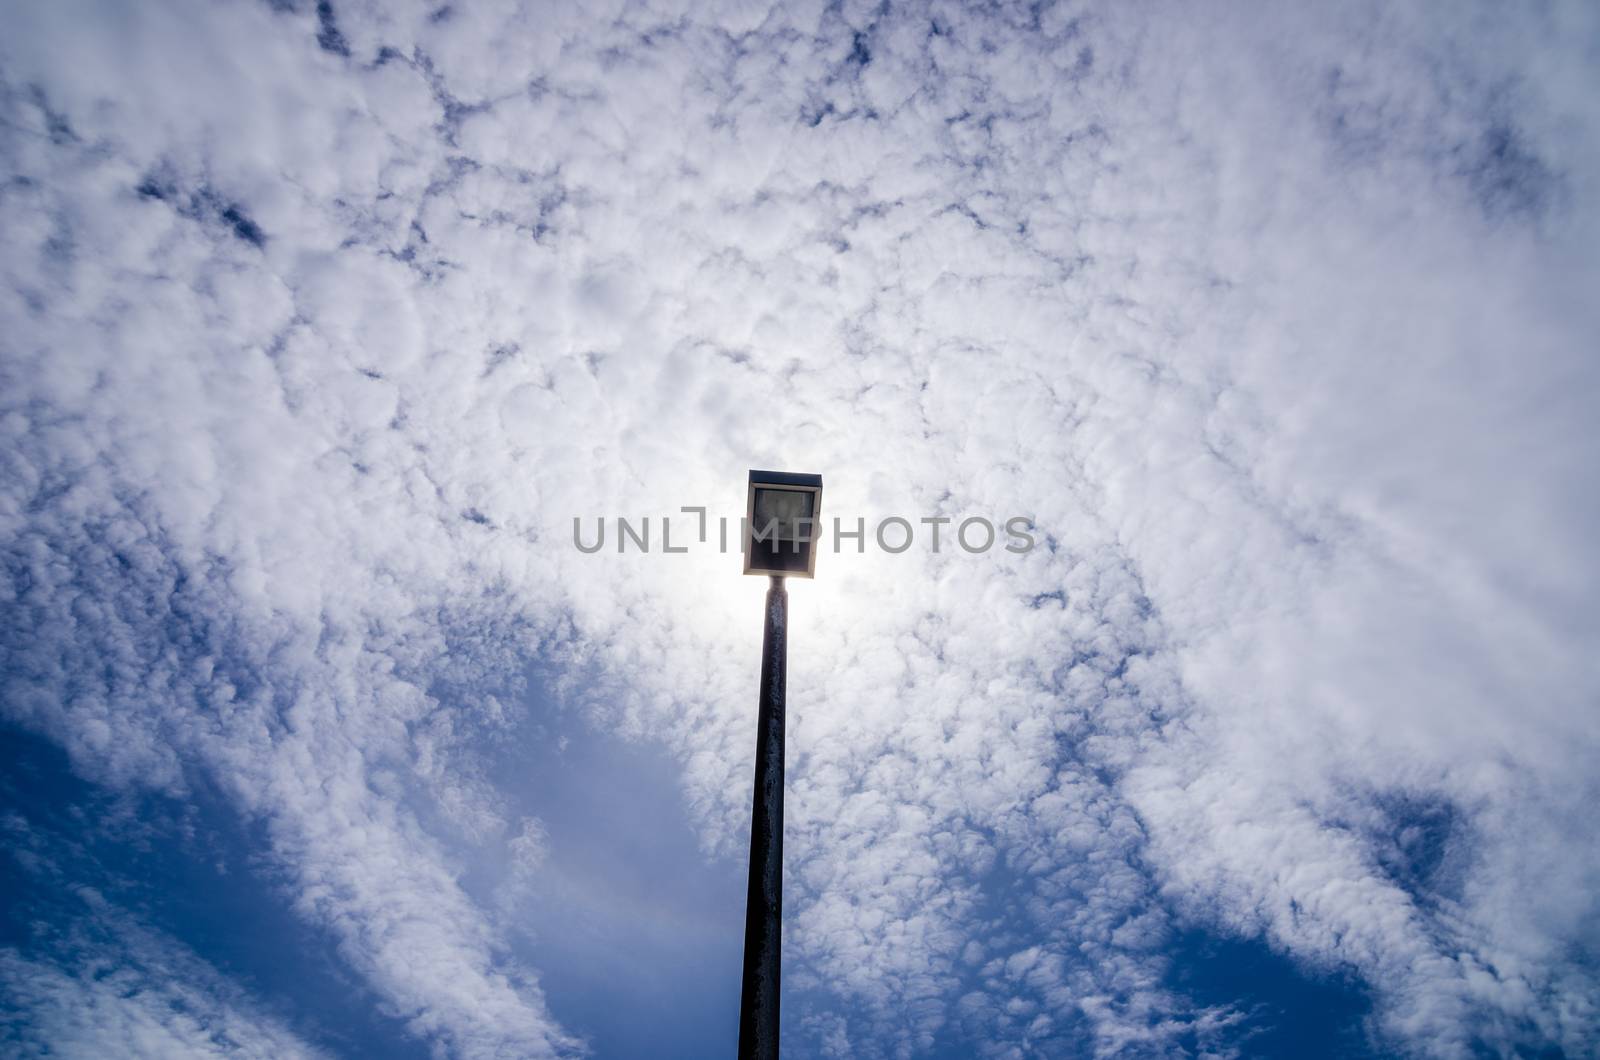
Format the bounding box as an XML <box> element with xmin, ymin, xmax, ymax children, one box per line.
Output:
<box><xmin>748</xmin><ymin>469</ymin><xmax>822</xmax><ymax>488</ymax></box>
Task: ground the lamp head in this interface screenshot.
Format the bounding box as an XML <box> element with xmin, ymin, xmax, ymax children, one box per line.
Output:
<box><xmin>744</xmin><ymin>470</ymin><xmax>823</xmax><ymax>578</ymax></box>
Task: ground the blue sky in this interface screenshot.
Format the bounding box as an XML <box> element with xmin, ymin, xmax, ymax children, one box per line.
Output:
<box><xmin>1</xmin><ymin>699</ymin><xmax>1377</xmax><ymax>1058</ymax></box>
<box><xmin>3</xmin><ymin>1</ymin><xmax>1599</xmax><ymax>1057</ymax></box>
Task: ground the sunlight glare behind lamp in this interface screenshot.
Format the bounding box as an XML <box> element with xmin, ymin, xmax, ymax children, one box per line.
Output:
<box><xmin>743</xmin><ymin>470</ymin><xmax>823</xmax><ymax>579</ymax></box>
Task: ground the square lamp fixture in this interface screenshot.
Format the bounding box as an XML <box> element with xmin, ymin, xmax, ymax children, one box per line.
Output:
<box><xmin>744</xmin><ymin>469</ymin><xmax>823</xmax><ymax>579</ymax></box>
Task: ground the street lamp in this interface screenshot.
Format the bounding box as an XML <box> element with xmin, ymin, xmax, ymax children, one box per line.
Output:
<box><xmin>738</xmin><ymin>469</ymin><xmax>822</xmax><ymax>1060</ymax></box>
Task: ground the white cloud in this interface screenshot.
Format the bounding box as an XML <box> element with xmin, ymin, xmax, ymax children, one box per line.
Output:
<box><xmin>0</xmin><ymin>890</ymin><xmax>328</xmax><ymax>1060</ymax></box>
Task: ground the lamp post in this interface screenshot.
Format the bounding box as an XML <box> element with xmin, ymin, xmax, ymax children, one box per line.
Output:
<box><xmin>738</xmin><ymin>470</ymin><xmax>822</xmax><ymax>1060</ymax></box>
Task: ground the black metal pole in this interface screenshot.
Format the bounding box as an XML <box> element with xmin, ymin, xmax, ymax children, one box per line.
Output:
<box><xmin>738</xmin><ymin>575</ymin><xmax>787</xmax><ymax>1060</ymax></box>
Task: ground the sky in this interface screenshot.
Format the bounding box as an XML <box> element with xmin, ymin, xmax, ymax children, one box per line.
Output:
<box><xmin>1</xmin><ymin>1</ymin><xmax>1598</xmax><ymax>1057</ymax></box>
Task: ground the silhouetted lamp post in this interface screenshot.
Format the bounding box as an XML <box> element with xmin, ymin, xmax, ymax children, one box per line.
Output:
<box><xmin>738</xmin><ymin>469</ymin><xmax>822</xmax><ymax>1060</ymax></box>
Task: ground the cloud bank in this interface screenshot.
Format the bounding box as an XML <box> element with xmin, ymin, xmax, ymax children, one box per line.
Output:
<box><xmin>2</xmin><ymin>0</ymin><xmax>1597</xmax><ymax>1056</ymax></box>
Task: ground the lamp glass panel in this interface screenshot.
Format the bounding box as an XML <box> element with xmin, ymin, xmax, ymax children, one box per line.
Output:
<box><xmin>752</xmin><ymin>488</ymin><xmax>815</xmax><ymax>541</ymax></box>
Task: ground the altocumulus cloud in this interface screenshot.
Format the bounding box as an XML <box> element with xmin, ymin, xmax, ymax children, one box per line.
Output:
<box><xmin>2</xmin><ymin>1</ymin><xmax>1598</xmax><ymax>1057</ymax></box>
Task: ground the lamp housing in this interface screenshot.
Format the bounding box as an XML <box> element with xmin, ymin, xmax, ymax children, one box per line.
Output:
<box><xmin>743</xmin><ymin>470</ymin><xmax>823</xmax><ymax>578</ymax></box>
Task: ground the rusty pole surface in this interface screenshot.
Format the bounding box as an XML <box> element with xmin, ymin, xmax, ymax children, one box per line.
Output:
<box><xmin>738</xmin><ymin>575</ymin><xmax>787</xmax><ymax>1060</ymax></box>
